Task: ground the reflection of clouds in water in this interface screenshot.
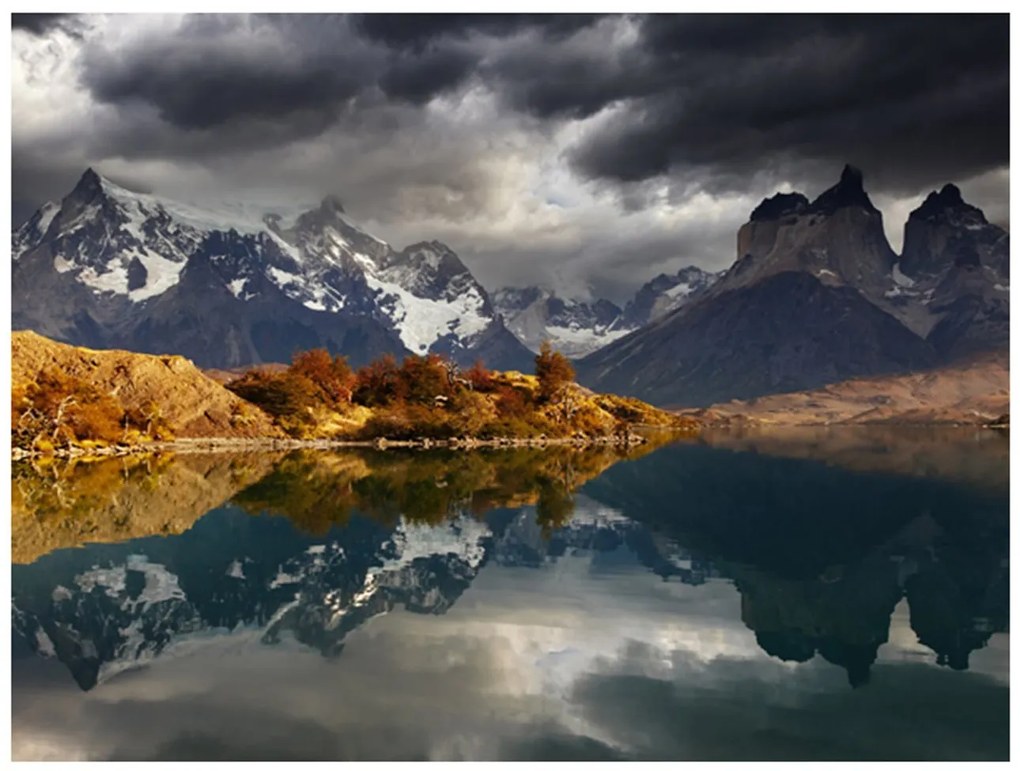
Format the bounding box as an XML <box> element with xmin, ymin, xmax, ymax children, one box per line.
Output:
<box><xmin>12</xmin><ymin>542</ymin><xmax>1009</xmax><ymax>761</ymax></box>
<box><xmin>569</xmin><ymin>645</ymin><xmax>1008</xmax><ymax>760</ymax></box>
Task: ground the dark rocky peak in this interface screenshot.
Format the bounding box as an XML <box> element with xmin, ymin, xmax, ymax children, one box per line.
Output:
<box><xmin>70</xmin><ymin>167</ymin><xmax>105</xmax><ymax>198</ymax></box>
<box><xmin>901</xmin><ymin>182</ymin><xmax>1007</xmax><ymax>280</ymax></box>
<box><xmin>288</xmin><ymin>194</ymin><xmax>351</xmax><ymax>236</ymax></box>
<box><xmin>912</xmin><ymin>183</ymin><xmax>987</xmax><ymax>224</ymax></box>
<box><xmin>319</xmin><ymin>193</ymin><xmax>346</xmax><ymax>216</ymax></box>
<box><xmin>400</xmin><ymin>240</ymin><xmax>466</xmax><ymax>272</ymax></box>
<box><xmin>59</xmin><ymin>168</ymin><xmax>119</xmax><ymax>217</ymax></box>
<box><xmin>807</xmin><ymin>164</ymin><xmax>879</xmax><ymax>216</ymax></box>
<box><xmin>591</xmin><ymin>297</ymin><xmax>625</xmax><ymax>319</ymax></box>
<box><xmin>749</xmin><ymin>191</ymin><xmax>809</xmax><ymax>222</ymax></box>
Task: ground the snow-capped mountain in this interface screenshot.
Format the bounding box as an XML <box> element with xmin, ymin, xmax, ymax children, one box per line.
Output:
<box><xmin>12</xmin><ymin>169</ymin><xmax>533</xmax><ymax>370</ymax></box>
<box><xmin>492</xmin><ymin>287</ymin><xmax>629</xmax><ymax>357</ymax></box>
<box><xmin>619</xmin><ymin>265</ymin><xmax>722</xmax><ymax>328</ymax></box>
<box><xmin>493</xmin><ymin>267</ymin><xmax>720</xmax><ymax>358</ymax></box>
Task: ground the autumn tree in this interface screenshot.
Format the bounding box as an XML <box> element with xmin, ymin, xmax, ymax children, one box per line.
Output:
<box><xmin>226</xmin><ymin>370</ymin><xmax>318</xmax><ymax>426</ymax></box>
<box><xmin>353</xmin><ymin>354</ymin><xmax>403</xmax><ymax>407</ymax></box>
<box><xmin>465</xmin><ymin>360</ymin><xmax>494</xmax><ymax>392</ymax></box>
<box><xmin>535</xmin><ymin>341</ymin><xmax>575</xmax><ymax>404</ymax></box>
<box><xmin>291</xmin><ymin>348</ymin><xmax>355</xmax><ymax>407</ymax></box>
<box><xmin>398</xmin><ymin>353</ymin><xmax>454</xmax><ymax>405</ymax></box>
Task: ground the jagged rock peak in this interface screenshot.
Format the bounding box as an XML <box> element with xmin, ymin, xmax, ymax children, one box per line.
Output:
<box><xmin>913</xmin><ymin>183</ymin><xmax>986</xmax><ymax>223</ymax></box>
<box><xmin>69</xmin><ymin>166</ymin><xmax>107</xmax><ymax>198</ymax></box>
<box><xmin>749</xmin><ymin>191</ymin><xmax>809</xmax><ymax>222</ymax></box>
<box><xmin>808</xmin><ymin>164</ymin><xmax>878</xmax><ymax>215</ymax></box>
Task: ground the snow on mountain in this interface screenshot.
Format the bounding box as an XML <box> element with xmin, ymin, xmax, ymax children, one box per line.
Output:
<box><xmin>620</xmin><ymin>266</ymin><xmax>722</xmax><ymax>328</ymax></box>
<box><xmin>12</xmin><ymin>169</ymin><xmax>532</xmax><ymax>370</ymax></box>
<box><xmin>492</xmin><ymin>286</ymin><xmax>631</xmax><ymax>357</ymax></box>
<box><xmin>494</xmin><ymin>266</ymin><xmax>721</xmax><ymax>358</ymax></box>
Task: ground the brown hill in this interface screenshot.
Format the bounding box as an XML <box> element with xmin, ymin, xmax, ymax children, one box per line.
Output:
<box><xmin>12</xmin><ymin>331</ymin><xmax>282</xmax><ymax>441</ymax></box>
<box><xmin>693</xmin><ymin>352</ymin><xmax>1008</xmax><ymax>426</ymax></box>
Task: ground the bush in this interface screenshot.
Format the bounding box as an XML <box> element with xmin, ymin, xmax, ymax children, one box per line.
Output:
<box><xmin>226</xmin><ymin>370</ymin><xmax>319</xmax><ymax>436</ymax></box>
<box><xmin>465</xmin><ymin>360</ymin><xmax>495</xmax><ymax>392</ymax></box>
<box><xmin>12</xmin><ymin>369</ymin><xmax>129</xmax><ymax>449</ymax></box>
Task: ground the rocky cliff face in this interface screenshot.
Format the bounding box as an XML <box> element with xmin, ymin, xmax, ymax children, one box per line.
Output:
<box><xmin>895</xmin><ymin>183</ymin><xmax>1010</xmax><ymax>359</ymax></box>
<box><xmin>578</xmin><ymin>166</ymin><xmax>1009</xmax><ymax>406</ymax></box>
<box><xmin>727</xmin><ymin>166</ymin><xmax>897</xmax><ymax>299</ymax></box>
<box><xmin>13</xmin><ymin>170</ymin><xmax>532</xmax><ymax>370</ymax></box>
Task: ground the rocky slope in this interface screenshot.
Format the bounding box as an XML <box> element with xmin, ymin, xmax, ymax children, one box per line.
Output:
<box><xmin>578</xmin><ymin>166</ymin><xmax>1009</xmax><ymax>406</ymax></box>
<box><xmin>494</xmin><ymin>266</ymin><xmax>720</xmax><ymax>357</ymax></box>
<box><xmin>13</xmin><ymin>169</ymin><xmax>533</xmax><ymax>370</ymax></box>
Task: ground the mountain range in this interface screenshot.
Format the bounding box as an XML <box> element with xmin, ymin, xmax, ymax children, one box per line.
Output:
<box><xmin>12</xmin><ymin>165</ymin><xmax>1009</xmax><ymax>406</ymax></box>
<box><xmin>12</xmin><ymin>169</ymin><xmax>532</xmax><ymax>371</ymax></box>
<box><xmin>577</xmin><ymin>166</ymin><xmax>1009</xmax><ymax>406</ymax></box>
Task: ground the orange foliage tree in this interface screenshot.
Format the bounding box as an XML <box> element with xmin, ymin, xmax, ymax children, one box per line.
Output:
<box><xmin>353</xmin><ymin>354</ymin><xmax>404</xmax><ymax>407</ymax></box>
<box><xmin>290</xmin><ymin>348</ymin><xmax>355</xmax><ymax>407</ymax></box>
<box><xmin>535</xmin><ymin>341</ymin><xmax>575</xmax><ymax>404</ymax></box>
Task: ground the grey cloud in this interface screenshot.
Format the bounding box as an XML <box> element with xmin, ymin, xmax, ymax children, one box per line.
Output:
<box><xmin>79</xmin><ymin>16</ymin><xmax>374</xmax><ymax>131</ymax></box>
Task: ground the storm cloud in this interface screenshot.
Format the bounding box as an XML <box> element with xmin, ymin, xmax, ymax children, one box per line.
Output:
<box><xmin>11</xmin><ymin>14</ymin><xmax>1010</xmax><ymax>299</ymax></box>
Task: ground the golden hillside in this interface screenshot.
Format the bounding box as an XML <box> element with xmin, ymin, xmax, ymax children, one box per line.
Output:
<box><xmin>12</xmin><ymin>331</ymin><xmax>282</xmax><ymax>451</ymax></box>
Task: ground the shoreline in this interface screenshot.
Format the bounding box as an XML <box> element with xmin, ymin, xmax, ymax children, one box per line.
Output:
<box><xmin>11</xmin><ymin>427</ymin><xmax>685</xmax><ymax>462</ymax></box>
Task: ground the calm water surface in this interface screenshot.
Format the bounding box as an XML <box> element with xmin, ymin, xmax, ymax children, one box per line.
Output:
<box><xmin>11</xmin><ymin>428</ymin><xmax>1009</xmax><ymax>760</ymax></box>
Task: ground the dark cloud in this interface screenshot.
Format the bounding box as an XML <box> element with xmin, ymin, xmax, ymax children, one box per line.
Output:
<box><xmin>378</xmin><ymin>46</ymin><xmax>477</xmax><ymax>104</ymax></box>
<box><xmin>569</xmin><ymin>14</ymin><xmax>1009</xmax><ymax>195</ymax></box>
<box><xmin>351</xmin><ymin>13</ymin><xmax>604</xmax><ymax>51</ymax></box>
<box><xmin>12</xmin><ymin>13</ymin><xmax>80</xmax><ymax>36</ymax></box>
<box><xmin>79</xmin><ymin>16</ymin><xmax>373</xmax><ymax>130</ymax></box>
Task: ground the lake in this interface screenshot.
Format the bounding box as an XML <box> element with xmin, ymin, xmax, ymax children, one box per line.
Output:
<box><xmin>11</xmin><ymin>428</ymin><xmax>1009</xmax><ymax>761</ymax></box>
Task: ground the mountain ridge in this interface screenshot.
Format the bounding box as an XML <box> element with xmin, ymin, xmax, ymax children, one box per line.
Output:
<box><xmin>13</xmin><ymin>169</ymin><xmax>533</xmax><ymax>371</ymax></box>
<box><xmin>577</xmin><ymin>167</ymin><xmax>1009</xmax><ymax>406</ymax></box>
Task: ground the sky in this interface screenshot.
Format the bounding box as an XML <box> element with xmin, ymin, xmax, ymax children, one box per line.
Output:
<box><xmin>10</xmin><ymin>13</ymin><xmax>1010</xmax><ymax>301</ymax></box>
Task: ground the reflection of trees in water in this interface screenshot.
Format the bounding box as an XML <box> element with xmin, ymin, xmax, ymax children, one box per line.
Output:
<box><xmin>230</xmin><ymin>445</ymin><xmax>642</xmax><ymax>535</ymax></box>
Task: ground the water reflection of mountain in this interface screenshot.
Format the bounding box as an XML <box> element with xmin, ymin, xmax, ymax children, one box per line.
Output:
<box><xmin>11</xmin><ymin>433</ymin><xmax>1009</xmax><ymax>691</ymax></box>
<box><xmin>582</xmin><ymin>440</ymin><xmax>1009</xmax><ymax>686</ymax></box>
